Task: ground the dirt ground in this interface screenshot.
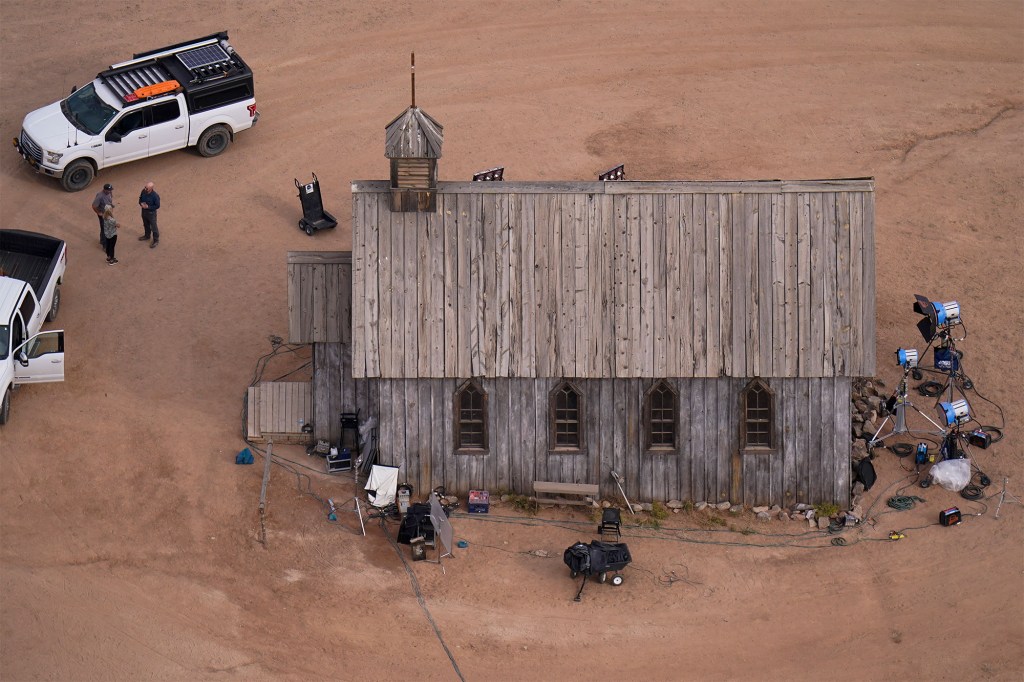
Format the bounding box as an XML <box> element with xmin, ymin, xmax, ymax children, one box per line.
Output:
<box><xmin>1</xmin><ymin>1</ymin><xmax>1022</xmax><ymax>680</ymax></box>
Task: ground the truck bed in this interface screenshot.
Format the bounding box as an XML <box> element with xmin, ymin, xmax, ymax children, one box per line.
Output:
<box><xmin>0</xmin><ymin>230</ymin><xmax>64</xmax><ymax>294</ymax></box>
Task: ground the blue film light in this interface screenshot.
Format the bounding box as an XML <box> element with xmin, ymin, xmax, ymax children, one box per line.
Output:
<box><xmin>937</xmin><ymin>399</ymin><xmax>970</xmax><ymax>427</ymax></box>
<box><xmin>931</xmin><ymin>301</ymin><xmax>960</xmax><ymax>326</ymax></box>
<box><xmin>896</xmin><ymin>348</ymin><xmax>919</xmax><ymax>368</ymax></box>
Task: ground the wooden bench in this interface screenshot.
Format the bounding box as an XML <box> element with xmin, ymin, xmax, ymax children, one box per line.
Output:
<box><xmin>533</xmin><ymin>481</ymin><xmax>600</xmax><ymax>506</ymax></box>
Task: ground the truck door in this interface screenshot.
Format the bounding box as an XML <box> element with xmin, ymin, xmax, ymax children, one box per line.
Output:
<box><xmin>12</xmin><ymin>330</ymin><xmax>65</xmax><ymax>384</ymax></box>
<box><xmin>16</xmin><ymin>288</ymin><xmax>42</xmax><ymax>338</ymax></box>
<box><xmin>103</xmin><ymin>107</ymin><xmax>150</xmax><ymax>165</ymax></box>
<box><xmin>146</xmin><ymin>97</ymin><xmax>188</xmax><ymax>155</ymax></box>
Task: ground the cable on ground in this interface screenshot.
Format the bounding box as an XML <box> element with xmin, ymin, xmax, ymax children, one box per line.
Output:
<box><xmin>381</xmin><ymin>517</ymin><xmax>465</xmax><ymax>682</ymax></box>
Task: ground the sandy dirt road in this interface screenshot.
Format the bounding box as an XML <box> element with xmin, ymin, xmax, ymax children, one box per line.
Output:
<box><xmin>1</xmin><ymin>2</ymin><xmax>1021</xmax><ymax>680</ymax></box>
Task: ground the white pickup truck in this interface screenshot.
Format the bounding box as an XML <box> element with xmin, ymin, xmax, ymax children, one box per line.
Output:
<box><xmin>0</xmin><ymin>230</ymin><xmax>67</xmax><ymax>425</ymax></box>
<box><xmin>13</xmin><ymin>31</ymin><xmax>258</xmax><ymax>192</ymax></box>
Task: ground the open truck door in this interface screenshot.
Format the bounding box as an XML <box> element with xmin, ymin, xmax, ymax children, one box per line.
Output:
<box><xmin>13</xmin><ymin>330</ymin><xmax>64</xmax><ymax>384</ymax></box>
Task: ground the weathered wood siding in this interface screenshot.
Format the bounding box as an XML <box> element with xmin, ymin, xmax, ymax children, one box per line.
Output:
<box><xmin>287</xmin><ymin>252</ymin><xmax>352</xmax><ymax>344</ymax></box>
<box><xmin>353</xmin><ymin>377</ymin><xmax>850</xmax><ymax>507</ymax></box>
<box><xmin>351</xmin><ymin>180</ymin><xmax>875</xmax><ymax>380</ymax></box>
<box><xmin>311</xmin><ymin>342</ymin><xmax>379</xmax><ymax>445</ymax></box>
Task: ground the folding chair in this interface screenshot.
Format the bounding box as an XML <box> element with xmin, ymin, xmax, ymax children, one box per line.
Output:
<box><xmin>598</xmin><ymin>507</ymin><xmax>622</xmax><ymax>540</ymax></box>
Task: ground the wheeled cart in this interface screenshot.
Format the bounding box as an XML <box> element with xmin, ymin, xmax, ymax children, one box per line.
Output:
<box><xmin>563</xmin><ymin>540</ymin><xmax>632</xmax><ymax>600</ymax></box>
<box><xmin>294</xmin><ymin>172</ymin><xmax>337</xmax><ymax>236</ymax></box>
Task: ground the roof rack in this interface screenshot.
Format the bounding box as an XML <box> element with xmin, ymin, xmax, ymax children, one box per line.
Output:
<box><xmin>101</xmin><ymin>62</ymin><xmax>175</xmax><ymax>103</ymax></box>
<box><xmin>97</xmin><ymin>32</ymin><xmax>250</xmax><ymax>105</ymax></box>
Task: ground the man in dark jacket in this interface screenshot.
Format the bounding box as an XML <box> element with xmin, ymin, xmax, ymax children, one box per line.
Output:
<box><xmin>138</xmin><ymin>181</ymin><xmax>161</xmax><ymax>248</ymax></box>
<box><xmin>92</xmin><ymin>183</ymin><xmax>113</xmax><ymax>249</ymax></box>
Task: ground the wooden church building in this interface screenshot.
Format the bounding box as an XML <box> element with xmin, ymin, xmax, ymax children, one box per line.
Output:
<box><xmin>287</xmin><ymin>97</ymin><xmax>876</xmax><ymax>508</ymax></box>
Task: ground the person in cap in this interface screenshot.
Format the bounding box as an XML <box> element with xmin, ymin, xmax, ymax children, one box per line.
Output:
<box><xmin>92</xmin><ymin>183</ymin><xmax>114</xmax><ymax>249</ymax></box>
<box><xmin>138</xmin><ymin>181</ymin><xmax>160</xmax><ymax>248</ymax></box>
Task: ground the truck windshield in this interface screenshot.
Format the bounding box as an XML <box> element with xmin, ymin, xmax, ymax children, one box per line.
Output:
<box><xmin>61</xmin><ymin>83</ymin><xmax>118</xmax><ymax>136</ymax></box>
<box><xmin>0</xmin><ymin>325</ymin><xmax>8</xmax><ymax>360</ymax></box>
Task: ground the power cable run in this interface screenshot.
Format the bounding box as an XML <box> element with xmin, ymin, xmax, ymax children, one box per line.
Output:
<box><xmin>383</xmin><ymin>523</ymin><xmax>466</xmax><ymax>682</ymax></box>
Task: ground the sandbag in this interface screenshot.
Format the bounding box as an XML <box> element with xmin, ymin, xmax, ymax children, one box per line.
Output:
<box><xmin>930</xmin><ymin>457</ymin><xmax>971</xmax><ymax>492</ymax></box>
<box><xmin>855</xmin><ymin>457</ymin><xmax>877</xmax><ymax>491</ymax></box>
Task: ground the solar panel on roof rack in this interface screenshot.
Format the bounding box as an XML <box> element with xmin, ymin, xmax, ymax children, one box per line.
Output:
<box><xmin>177</xmin><ymin>43</ymin><xmax>230</xmax><ymax>71</ymax></box>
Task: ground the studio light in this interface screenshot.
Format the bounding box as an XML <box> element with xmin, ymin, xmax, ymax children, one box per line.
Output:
<box><xmin>472</xmin><ymin>167</ymin><xmax>504</xmax><ymax>181</ymax></box>
<box><xmin>936</xmin><ymin>399</ymin><xmax>971</xmax><ymax>427</ymax></box>
<box><xmin>895</xmin><ymin>348</ymin><xmax>919</xmax><ymax>368</ymax></box>
<box><xmin>912</xmin><ymin>294</ymin><xmax>962</xmax><ymax>342</ymax></box>
<box><xmin>599</xmin><ymin>164</ymin><xmax>625</xmax><ymax>181</ymax></box>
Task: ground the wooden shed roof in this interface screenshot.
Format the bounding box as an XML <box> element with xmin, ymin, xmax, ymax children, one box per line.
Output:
<box><xmin>384</xmin><ymin>106</ymin><xmax>444</xmax><ymax>159</ymax></box>
<box><xmin>348</xmin><ymin>178</ymin><xmax>876</xmax><ymax>381</ymax></box>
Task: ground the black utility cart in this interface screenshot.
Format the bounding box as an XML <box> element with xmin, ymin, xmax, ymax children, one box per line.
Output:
<box><xmin>564</xmin><ymin>540</ymin><xmax>632</xmax><ymax>601</ymax></box>
<box><xmin>294</xmin><ymin>172</ymin><xmax>337</xmax><ymax>236</ymax></box>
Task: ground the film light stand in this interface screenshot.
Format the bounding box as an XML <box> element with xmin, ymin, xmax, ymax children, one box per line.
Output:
<box><xmin>995</xmin><ymin>477</ymin><xmax>1023</xmax><ymax>520</ymax></box>
<box><xmin>870</xmin><ymin>365</ymin><xmax>945</xmax><ymax>447</ymax></box>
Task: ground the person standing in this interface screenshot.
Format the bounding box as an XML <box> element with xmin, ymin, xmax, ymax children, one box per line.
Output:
<box><xmin>138</xmin><ymin>181</ymin><xmax>160</xmax><ymax>248</ymax></box>
<box><xmin>92</xmin><ymin>183</ymin><xmax>113</xmax><ymax>249</ymax></box>
<box><xmin>102</xmin><ymin>204</ymin><xmax>120</xmax><ymax>265</ymax></box>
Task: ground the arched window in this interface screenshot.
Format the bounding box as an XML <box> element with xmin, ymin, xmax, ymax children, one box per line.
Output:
<box><xmin>741</xmin><ymin>379</ymin><xmax>774</xmax><ymax>449</ymax></box>
<box><xmin>454</xmin><ymin>380</ymin><xmax>487</xmax><ymax>451</ymax></box>
<box><xmin>645</xmin><ymin>380</ymin><xmax>677</xmax><ymax>450</ymax></box>
<box><xmin>550</xmin><ymin>381</ymin><xmax>584</xmax><ymax>451</ymax></box>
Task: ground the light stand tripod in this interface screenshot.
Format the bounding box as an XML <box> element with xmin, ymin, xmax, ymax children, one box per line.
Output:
<box><xmin>870</xmin><ymin>365</ymin><xmax>945</xmax><ymax>447</ymax></box>
<box><xmin>994</xmin><ymin>477</ymin><xmax>1023</xmax><ymax>520</ymax></box>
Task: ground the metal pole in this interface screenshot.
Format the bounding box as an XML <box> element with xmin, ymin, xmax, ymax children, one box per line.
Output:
<box><xmin>258</xmin><ymin>440</ymin><xmax>273</xmax><ymax>545</ymax></box>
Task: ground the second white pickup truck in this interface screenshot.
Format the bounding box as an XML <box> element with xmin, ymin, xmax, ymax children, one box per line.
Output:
<box><xmin>0</xmin><ymin>230</ymin><xmax>67</xmax><ymax>425</ymax></box>
<box><xmin>13</xmin><ymin>31</ymin><xmax>259</xmax><ymax>192</ymax></box>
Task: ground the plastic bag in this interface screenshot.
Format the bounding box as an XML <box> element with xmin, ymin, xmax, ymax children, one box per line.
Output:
<box><xmin>929</xmin><ymin>458</ymin><xmax>971</xmax><ymax>492</ymax></box>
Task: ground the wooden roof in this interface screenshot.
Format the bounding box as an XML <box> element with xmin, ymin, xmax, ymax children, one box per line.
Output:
<box><xmin>384</xmin><ymin>107</ymin><xmax>444</xmax><ymax>159</ymax></box>
<box><xmin>349</xmin><ymin>179</ymin><xmax>876</xmax><ymax>380</ymax></box>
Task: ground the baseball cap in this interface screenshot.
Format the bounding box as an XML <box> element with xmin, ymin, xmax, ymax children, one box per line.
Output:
<box><xmin>103</xmin><ymin>183</ymin><xmax>113</xmax><ymax>190</ymax></box>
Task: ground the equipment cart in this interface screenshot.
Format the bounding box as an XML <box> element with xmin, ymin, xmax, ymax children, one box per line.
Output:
<box><xmin>563</xmin><ymin>540</ymin><xmax>632</xmax><ymax>600</ymax></box>
<box><xmin>294</xmin><ymin>172</ymin><xmax>337</xmax><ymax>236</ymax></box>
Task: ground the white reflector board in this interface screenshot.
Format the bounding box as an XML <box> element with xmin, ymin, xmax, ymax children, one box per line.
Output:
<box><xmin>429</xmin><ymin>493</ymin><xmax>454</xmax><ymax>556</ymax></box>
<box><xmin>365</xmin><ymin>465</ymin><xmax>399</xmax><ymax>508</ymax></box>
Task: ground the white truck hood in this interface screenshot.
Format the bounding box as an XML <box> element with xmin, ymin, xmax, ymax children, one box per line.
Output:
<box><xmin>22</xmin><ymin>101</ymin><xmax>97</xmax><ymax>150</ymax></box>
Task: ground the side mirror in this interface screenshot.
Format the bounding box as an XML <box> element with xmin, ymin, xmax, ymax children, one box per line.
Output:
<box><xmin>70</xmin><ymin>85</ymin><xmax>78</xmax><ymax>94</ymax></box>
<box><xmin>105</xmin><ymin>131</ymin><xmax>122</xmax><ymax>143</ymax></box>
<box><xmin>18</xmin><ymin>351</ymin><xmax>29</xmax><ymax>367</ymax></box>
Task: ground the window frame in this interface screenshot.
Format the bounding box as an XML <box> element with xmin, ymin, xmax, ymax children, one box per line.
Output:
<box><xmin>548</xmin><ymin>380</ymin><xmax>586</xmax><ymax>453</ymax></box>
<box><xmin>149</xmin><ymin>99</ymin><xmax>182</xmax><ymax>126</ymax></box>
<box><xmin>644</xmin><ymin>379</ymin><xmax>678</xmax><ymax>452</ymax></box>
<box><xmin>110</xmin><ymin>107</ymin><xmax>148</xmax><ymax>137</ymax></box>
<box><xmin>740</xmin><ymin>378</ymin><xmax>775</xmax><ymax>452</ymax></box>
<box><xmin>453</xmin><ymin>379</ymin><xmax>488</xmax><ymax>453</ymax></box>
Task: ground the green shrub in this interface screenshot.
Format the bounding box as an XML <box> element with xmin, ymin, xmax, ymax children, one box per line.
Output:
<box><xmin>650</xmin><ymin>500</ymin><xmax>669</xmax><ymax>520</ymax></box>
<box><xmin>814</xmin><ymin>502</ymin><xmax>840</xmax><ymax>518</ymax></box>
<box><xmin>508</xmin><ymin>494</ymin><xmax>537</xmax><ymax>515</ymax></box>
<box><xmin>699</xmin><ymin>514</ymin><xmax>727</xmax><ymax>528</ymax></box>
<box><xmin>637</xmin><ymin>515</ymin><xmax>662</xmax><ymax>529</ymax></box>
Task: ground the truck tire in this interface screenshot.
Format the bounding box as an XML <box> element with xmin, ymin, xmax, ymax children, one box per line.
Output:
<box><xmin>0</xmin><ymin>389</ymin><xmax>10</xmax><ymax>426</ymax></box>
<box><xmin>197</xmin><ymin>125</ymin><xmax>231</xmax><ymax>157</ymax></box>
<box><xmin>45</xmin><ymin>286</ymin><xmax>61</xmax><ymax>322</ymax></box>
<box><xmin>61</xmin><ymin>159</ymin><xmax>95</xmax><ymax>192</ymax></box>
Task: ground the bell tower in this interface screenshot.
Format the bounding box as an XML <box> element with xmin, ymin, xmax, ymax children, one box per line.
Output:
<box><xmin>384</xmin><ymin>53</ymin><xmax>444</xmax><ymax>212</ymax></box>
